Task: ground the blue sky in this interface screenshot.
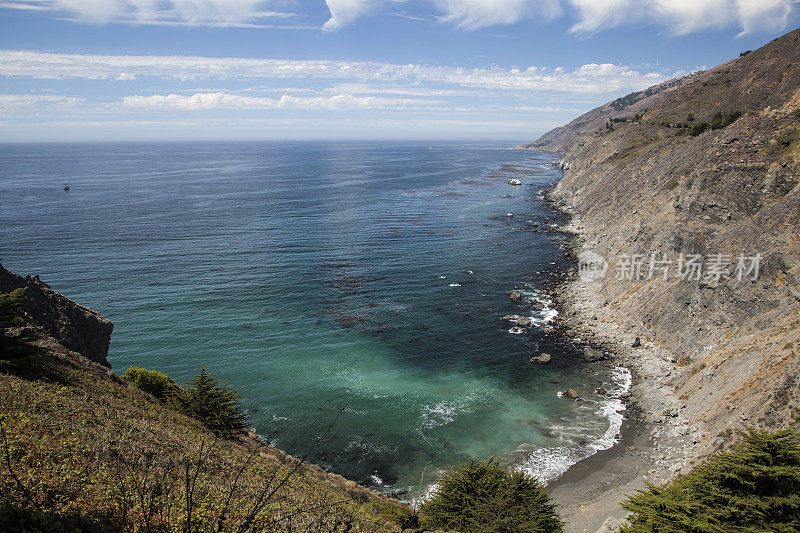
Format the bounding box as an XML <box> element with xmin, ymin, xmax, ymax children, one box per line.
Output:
<box><xmin>0</xmin><ymin>0</ymin><xmax>798</xmax><ymax>141</ymax></box>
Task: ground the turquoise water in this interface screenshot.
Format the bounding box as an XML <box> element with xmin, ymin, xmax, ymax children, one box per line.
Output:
<box><xmin>0</xmin><ymin>141</ymin><xmax>628</xmax><ymax>498</ymax></box>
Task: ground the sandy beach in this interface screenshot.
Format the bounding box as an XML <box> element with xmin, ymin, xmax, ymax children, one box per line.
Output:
<box><xmin>549</xmin><ymin>412</ymin><xmax>652</xmax><ymax>533</ymax></box>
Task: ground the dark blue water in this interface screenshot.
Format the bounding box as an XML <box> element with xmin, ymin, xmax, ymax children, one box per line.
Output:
<box><xmin>0</xmin><ymin>141</ymin><xmax>628</xmax><ymax>498</ymax></box>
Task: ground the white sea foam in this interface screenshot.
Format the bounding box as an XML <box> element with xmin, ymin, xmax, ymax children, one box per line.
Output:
<box><xmin>448</xmin><ymin>283</ymin><xmax>461</xmax><ymax>287</ymax></box>
<box><xmin>420</xmin><ymin>400</ymin><xmax>465</xmax><ymax>429</ymax></box>
<box><xmin>407</xmin><ymin>367</ymin><xmax>632</xmax><ymax>504</ymax></box>
<box><xmin>516</xmin><ymin>365</ymin><xmax>632</xmax><ymax>484</ymax></box>
<box><xmin>419</xmin><ymin>390</ymin><xmax>485</xmax><ymax>430</ymax></box>
<box><xmin>514</xmin><ymin>287</ymin><xmax>558</xmax><ymax>326</ymax></box>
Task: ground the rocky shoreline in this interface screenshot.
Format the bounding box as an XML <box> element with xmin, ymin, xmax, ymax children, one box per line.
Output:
<box><xmin>511</xmin><ymin>30</ymin><xmax>800</xmax><ymax>531</ymax></box>
<box><xmin>537</xmin><ymin>187</ymin><xmax>704</xmax><ymax>533</ymax></box>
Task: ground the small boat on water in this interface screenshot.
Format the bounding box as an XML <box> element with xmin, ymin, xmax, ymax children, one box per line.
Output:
<box><xmin>64</xmin><ymin>184</ymin><xmax>70</xmax><ymax>191</ymax></box>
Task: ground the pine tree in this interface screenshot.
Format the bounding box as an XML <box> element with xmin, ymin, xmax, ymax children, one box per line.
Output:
<box><xmin>171</xmin><ymin>367</ymin><xmax>249</xmax><ymax>434</ymax></box>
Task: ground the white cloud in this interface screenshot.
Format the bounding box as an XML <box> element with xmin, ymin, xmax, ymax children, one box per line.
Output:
<box><xmin>1</xmin><ymin>0</ymin><xmax>794</xmax><ymax>32</ymax></box>
<box><xmin>569</xmin><ymin>0</ymin><xmax>798</xmax><ymax>35</ymax></box>
<box><xmin>0</xmin><ymin>1</ymin><xmax>51</xmax><ymax>10</ymax></box>
<box><xmin>515</xmin><ymin>104</ymin><xmax>582</xmax><ymax>112</ymax></box>
<box><xmin>0</xmin><ymin>94</ymin><xmax>84</xmax><ymax>114</ymax></box>
<box><xmin>0</xmin><ymin>51</ymin><xmax>676</xmax><ymax>95</ymax></box>
<box><xmin>0</xmin><ymin>0</ymin><xmax>296</xmax><ymax>27</ymax></box>
<box><xmin>121</xmin><ymin>92</ymin><xmax>441</xmax><ymax>110</ymax></box>
<box><xmin>651</xmin><ymin>0</ymin><xmax>738</xmax><ymax>34</ymax></box>
<box><xmin>319</xmin><ymin>0</ymin><xmax>797</xmax><ymax>33</ymax></box>
<box><xmin>324</xmin><ymin>0</ymin><xmax>375</xmax><ymax>31</ymax></box>
<box><xmin>567</xmin><ymin>0</ymin><xmax>634</xmax><ymax>33</ymax></box>
<box><xmin>573</xmin><ymin>0</ymin><xmax>797</xmax><ymax>35</ymax></box>
<box><xmin>735</xmin><ymin>0</ymin><xmax>795</xmax><ymax>34</ymax></box>
<box><xmin>434</xmin><ymin>0</ymin><xmax>562</xmax><ymax>30</ymax></box>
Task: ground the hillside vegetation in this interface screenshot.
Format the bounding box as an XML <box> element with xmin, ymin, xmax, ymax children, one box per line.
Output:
<box><xmin>0</xmin><ymin>305</ymin><xmax>412</xmax><ymax>532</ymax></box>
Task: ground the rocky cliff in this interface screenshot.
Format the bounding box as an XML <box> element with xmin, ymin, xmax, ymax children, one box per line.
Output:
<box><xmin>0</xmin><ymin>262</ymin><xmax>113</xmax><ymax>367</ymax></box>
<box><xmin>521</xmin><ymin>28</ymin><xmax>800</xmax><ymax>461</ymax></box>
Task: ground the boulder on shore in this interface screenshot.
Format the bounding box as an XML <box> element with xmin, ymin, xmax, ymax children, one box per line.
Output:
<box><xmin>530</xmin><ymin>353</ymin><xmax>551</xmax><ymax>364</ymax></box>
<box><xmin>563</xmin><ymin>388</ymin><xmax>579</xmax><ymax>399</ymax></box>
<box><xmin>516</xmin><ymin>316</ymin><xmax>532</xmax><ymax>327</ymax></box>
<box><xmin>583</xmin><ymin>347</ymin><xmax>606</xmax><ymax>362</ymax></box>
<box><xmin>510</xmin><ymin>291</ymin><xmax>523</xmax><ymax>302</ymax></box>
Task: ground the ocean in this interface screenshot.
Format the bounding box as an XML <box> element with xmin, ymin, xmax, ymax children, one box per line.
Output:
<box><xmin>0</xmin><ymin>140</ymin><xmax>629</xmax><ymax>499</ymax></box>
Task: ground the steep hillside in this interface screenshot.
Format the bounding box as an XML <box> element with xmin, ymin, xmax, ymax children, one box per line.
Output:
<box><xmin>517</xmin><ymin>74</ymin><xmax>698</xmax><ymax>153</ymax></box>
<box><xmin>0</xmin><ymin>266</ymin><xmax>412</xmax><ymax>532</ymax></box>
<box><xmin>521</xmin><ymin>27</ymin><xmax>800</xmax><ymax>468</ymax></box>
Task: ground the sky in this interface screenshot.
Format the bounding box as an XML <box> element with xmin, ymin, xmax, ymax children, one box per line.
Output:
<box><xmin>0</xmin><ymin>0</ymin><xmax>798</xmax><ymax>142</ymax></box>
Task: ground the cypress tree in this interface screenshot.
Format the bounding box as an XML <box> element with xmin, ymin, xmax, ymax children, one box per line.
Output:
<box><xmin>420</xmin><ymin>457</ymin><xmax>563</xmax><ymax>532</ymax></box>
<box><xmin>621</xmin><ymin>429</ymin><xmax>800</xmax><ymax>532</ymax></box>
<box><xmin>171</xmin><ymin>367</ymin><xmax>249</xmax><ymax>434</ymax></box>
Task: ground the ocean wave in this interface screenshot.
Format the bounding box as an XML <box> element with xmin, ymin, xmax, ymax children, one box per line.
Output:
<box><xmin>515</xmin><ymin>365</ymin><xmax>632</xmax><ymax>484</ymax></box>
<box><xmin>508</xmin><ymin>288</ymin><xmax>558</xmax><ymax>327</ymax></box>
<box><xmin>418</xmin><ymin>389</ymin><xmax>487</xmax><ymax>430</ymax></box>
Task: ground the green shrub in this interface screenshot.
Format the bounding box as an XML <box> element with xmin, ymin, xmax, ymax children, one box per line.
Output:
<box><xmin>171</xmin><ymin>367</ymin><xmax>249</xmax><ymax>434</ymax></box>
<box><xmin>689</xmin><ymin>123</ymin><xmax>710</xmax><ymax>136</ymax></box>
<box><xmin>0</xmin><ymin>288</ymin><xmax>39</xmax><ymax>360</ymax></box>
<box><xmin>420</xmin><ymin>458</ymin><xmax>563</xmax><ymax>533</ymax></box>
<box><xmin>123</xmin><ymin>366</ymin><xmax>179</xmax><ymax>401</ymax></box>
<box><xmin>620</xmin><ymin>428</ymin><xmax>800</xmax><ymax>532</ymax></box>
<box><xmin>710</xmin><ymin>110</ymin><xmax>743</xmax><ymax>130</ymax></box>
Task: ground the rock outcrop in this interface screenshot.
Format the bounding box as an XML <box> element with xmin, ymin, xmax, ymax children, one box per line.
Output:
<box><xmin>530</xmin><ymin>353</ymin><xmax>551</xmax><ymax>364</ymax></box>
<box><xmin>0</xmin><ymin>263</ymin><xmax>113</xmax><ymax>367</ymax></box>
<box><xmin>563</xmin><ymin>388</ymin><xmax>579</xmax><ymax>399</ymax></box>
